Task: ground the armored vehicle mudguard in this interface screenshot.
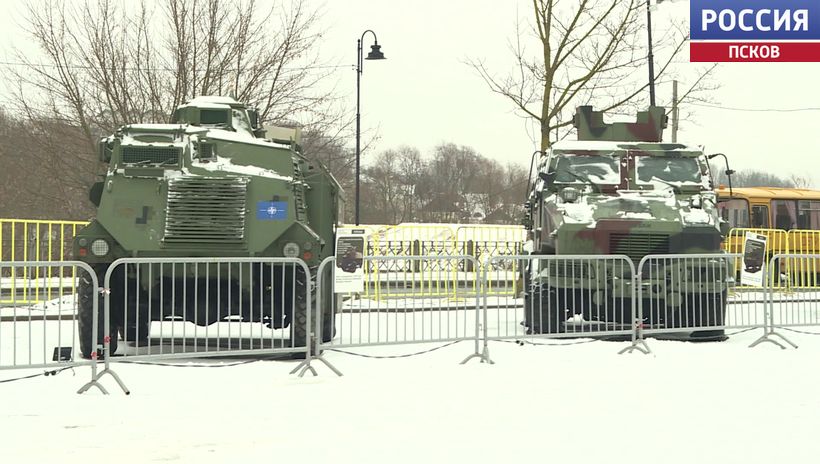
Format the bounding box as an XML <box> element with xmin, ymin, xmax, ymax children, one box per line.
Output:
<box><xmin>522</xmin><ymin>106</ymin><xmax>730</xmax><ymax>339</ymax></box>
<box><xmin>73</xmin><ymin>96</ymin><xmax>342</xmax><ymax>358</ymax></box>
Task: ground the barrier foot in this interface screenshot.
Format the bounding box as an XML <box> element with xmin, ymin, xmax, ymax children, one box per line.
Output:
<box><xmin>461</xmin><ymin>344</ymin><xmax>493</xmax><ymax>365</ymax></box>
<box><xmin>770</xmin><ymin>329</ymin><xmax>798</xmax><ymax>349</ymax></box>
<box><xmin>620</xmin><ymin>322</ymin><xmax>651</xmax><ymax>355</ymax></box>
<box><xmin>749</xmin><ymin>331</ymin><xmax>786</xmax><ymax>350</ymax></box>
<box><xmin>312</xmin><ymin>354</ymin><xmax>343</xmax><ymax>377</ymax></box>
<box><xmin>296</xmin><ymin>363</ymin><xmax>317</xmax><ymax>378</ymax></box>
<box><xmin>290</xmin><ymin>353</ymin><xmax>343</xmax><ymax>377</ymax></box>
<box><xmin>289</xmin><ymin>358</ymin><xmax>312</xmax><ymax>375</ymax></box>
<box><xmin>619</xmin><ymin>338</ymin><xmax>651</xmax><ymax>355</ymax></box>
<box><xmin>77</xmin><ymin>367</ymin><xmax>130</xmax><ymax>395</ymax></box>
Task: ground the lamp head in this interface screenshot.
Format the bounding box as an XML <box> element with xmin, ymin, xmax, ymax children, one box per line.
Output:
<box><xmin>366</xmin><ymin>43</ymin><xmax>385</xmax><ymax>60</ymax></box>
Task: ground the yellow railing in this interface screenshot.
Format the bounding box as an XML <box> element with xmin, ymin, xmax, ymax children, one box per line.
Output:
<box><xmin>786</xmin><ymin>229</ymin><xmax>820</xmax><ymax>288</ymax></box>
<box><xmin>0</xmin><ymin>219</ymin><xmax>88</xmax><ymax>304</ymax></box>
<box><xmin>723</xmin><ymin>227</ymin><xmax>820</xmax><ymax>290</ymax></box>
<box><xmin>723</xmin><ymin>227</ymin><xmax>788</xmax><ymax>289</ymax></box>
<box><xmin>358</xmin><ymin>223</ymin><xmax>525</xmax><ymax>300</ymax></box>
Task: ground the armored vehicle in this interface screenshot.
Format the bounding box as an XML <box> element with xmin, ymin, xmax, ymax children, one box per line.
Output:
<box><xmin>522</xmin><ymin>106</ymin><xmax>729</xmax><ymax>338</ymax></box>
<box><xmin>73</xmin><ymin>96</ymin><xmax>342</xmax><ymax>358</ymax></box>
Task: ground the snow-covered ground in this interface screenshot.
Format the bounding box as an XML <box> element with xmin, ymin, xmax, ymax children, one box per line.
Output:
<box><xmin>2</xmin><ymin>305</ymin><xmax>820</xmax><ymax>463</ymax></box>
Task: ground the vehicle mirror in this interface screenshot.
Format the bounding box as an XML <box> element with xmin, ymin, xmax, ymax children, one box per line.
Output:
<box><xmin>719</xmin><ymin>218</ymin><xmax>730</xmax><ymax>237</ymax></box>
<box><xmin>98</xmin><ymin>138</ymin><xmax>112</xmax><ymax>163</ymax></box>
<box><xmin>538</xmin><ymin>171</ymin><xmax>555</xmax><ymax>184</ymax></box>
<box><xmin>248</xmin><ymin>109</ymin><xmax>259</xmax><ymax>129</ymax></box>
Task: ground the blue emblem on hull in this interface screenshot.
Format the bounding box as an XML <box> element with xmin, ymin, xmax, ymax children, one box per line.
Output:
<box><xmin>256</xmin><ymin>201</ymin><xmax>288</xmax><ymax>220</ymax></box>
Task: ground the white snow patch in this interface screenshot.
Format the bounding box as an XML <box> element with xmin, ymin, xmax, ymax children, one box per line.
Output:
<box><xmin>191</xmin><ymin>155</ymin><xmax>293</xmax><ymax>181</ymax></box>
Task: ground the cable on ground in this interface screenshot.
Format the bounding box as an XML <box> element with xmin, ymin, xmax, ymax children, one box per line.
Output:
<box><xmin>327</xmin><ymin>340</ymin><xmax>462</xmax><ymax>359</ymax></box>
<box><xmin>0</xmin><ymin>366</ymin><xmax>74</xmax><ymax>384</ymax></box>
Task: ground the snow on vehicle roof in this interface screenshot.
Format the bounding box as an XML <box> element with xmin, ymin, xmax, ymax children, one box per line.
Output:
<box><xmin>552</xmin><ymin>140</ymin><xmax>703</xmax><ymax>154</ymax></box>
<box><xmin>184</xmin><ymin>95</ymin><xmax>241</xmax><ymax>106</ymax></box>
<box><xmin>124</xmin><ymin>124</ymin><xmax>188</xmax><ymax>132</ymax></box>
<box><xmin>206</xmin><ymin>128</ymin><xmax>292</xmax><ymax>149</ymax></box>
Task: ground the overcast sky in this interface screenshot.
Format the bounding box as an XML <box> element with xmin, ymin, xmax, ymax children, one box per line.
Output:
<box><xmin>2</xmin><ymin>1</ymin><xmax>817</xmax><ymax>186</ymax></box>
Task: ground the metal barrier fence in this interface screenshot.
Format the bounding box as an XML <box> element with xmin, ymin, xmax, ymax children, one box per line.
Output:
<box><xmin>302</xmin><ymin>255</ymin><xmax>484</xmax><ymax>375</ymax></box>
<box><xmin>7</xmin><ymin>252</ymin><xmax>820</xmax><ymax>391</ymax></box>
<box><xmin>474</xmin><ymin>255</ymin><xmax>639</xmax><ymax>361</ymax></box>
<box><xmin>81</xmin><ymin>257</ymin><xmax>314</xmax><ymax>391</ymax></box>
<box><xmin>765</xmin><ymin>253</ymin><xmax>820</xmax><ymax>349</ymax></box>
<box><xmin>635</xmin><ymin>254</ymin><xmax>763</xmax><ymax>344</ymax></box>
<box><xmin>0</xmin><ymin>219</ymin><xmax>88</xmax><ymax>304</ymax></box>
<box><xmin>0</xmin><ymin>260</ymin><xmax>113</xmax><ymax>393</ymax></box>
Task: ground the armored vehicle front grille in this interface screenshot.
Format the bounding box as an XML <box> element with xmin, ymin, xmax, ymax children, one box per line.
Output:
<box><xmin>164</xmin><ymin>177</ymin><xmax>248</xmax><ymax>245</ymax></box>
<box><xmin>122</xmin><ymin>146</ymin><xmax>180</xmax><ymax>165</ymax></box>
<box><xmin>609</xmin><ymin>233</ymin><xmax>669</xmax><ymax>263</ymax></box>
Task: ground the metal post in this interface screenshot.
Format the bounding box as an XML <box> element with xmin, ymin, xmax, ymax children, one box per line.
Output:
<box><xmin>355</xmin><ymin>38</ymin><xmax>363</xmax><ymax>226</ymax></box>
<box><xmin>646</xmin><ymin>0</ymin><xmax>656</xmax><ymax>106</ymax></box>
<box><xmin>672</xmin><ymin>80</ymin><xmax>678</xmax><ymax>143</ymax></box>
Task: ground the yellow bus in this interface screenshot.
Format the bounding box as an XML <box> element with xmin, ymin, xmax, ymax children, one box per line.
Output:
<box><xmin>717</xmin><ymin>186</ymin><xmax>820</xmax><ymax>287</ymax></box>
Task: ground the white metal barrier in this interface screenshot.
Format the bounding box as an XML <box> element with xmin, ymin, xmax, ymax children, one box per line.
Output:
<box><xmin>80</xmin><ymin>257</ymin><xmax>315</xmax><ymax>392</ymax></box>
<box><xmin>11</xmin><ymin>253</ymin><xmax>820</xmax><ymax>391</ymax></box>
<box><xmin>300</xmin><ymin>255</ymin><xmax>484</xmax><ymax>375</ymax></box>
<box><xmin>761</xmin><ymin>254</ymin><xmax>820</xmax><ymax>349</ymax></box>
<box><xmin>0</xmin><ymin>261</ymin><xmax>114</xmax><ymax>394</ymax></box>
<box><xmin>634</xmin><ymin>253</ymin><xmax>770</xmax><ymax>352</ymax></box>
<box><xmin>474</xmin><ymin>255</ymin><xmax>640</xmax><ymax>362</ymax></box>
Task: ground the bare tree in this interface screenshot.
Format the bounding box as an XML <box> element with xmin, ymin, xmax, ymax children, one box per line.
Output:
<box><xmin>8</xmin><ymin>0</ymin><xmax>347</xmax><ymax>218</ymax></box>
<box><xmin>469</xmin><ymin>0</ymin><xmax>717</xmax><ymax>151</ymax></box>
<box><xmin>711</xmin><ymin>166</ymin><xmax>810</xmax><ymax>189</ymax></box>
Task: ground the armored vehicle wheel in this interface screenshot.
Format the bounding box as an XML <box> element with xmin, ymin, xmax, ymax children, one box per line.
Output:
<box><xmin>122</xmin><ymin>322</ymin><xmax>151</xmax><ymax>345</ymax></box>
<box><xmin>113</xmin><ymin>273</ymin><xmax>150</xmax><ymax>345</ymax></box>
<box><xmin>78</xmin><ymin>265</ymin><xmax>119</xmax><ymax>359</ymax></box>
<box><xmin>523</xmin><ymin>283</ymin><xmax>566</xmax><ymax>335</ymax></box>
<box><xmin>316</xmin><ymin>278</ymin><xmax>338</xmax><ymax>343</ymax></box>
<box><xmin>290</xmin><ymin>269</ymin><xmax>312</xmax><ymax>347</ymax></box>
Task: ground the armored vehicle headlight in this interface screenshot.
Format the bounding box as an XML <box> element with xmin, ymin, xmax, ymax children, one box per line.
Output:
<box><xmin>560</xmin><ymin>187</ymin><xmax>580</xmax><ymax>203</ymax></box>
<box><xmin>283</xmin><ymin>242</ymin><xmax>300</xmax><ymax>258</ymax></box>
<box><xmin>91</xmin><ymin>239</ymin><xmax>110</xmax><ymax>256</ymax></box>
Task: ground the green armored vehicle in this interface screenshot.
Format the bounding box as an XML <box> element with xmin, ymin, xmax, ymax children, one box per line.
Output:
<box><xmin>73</xmin><ymin>96</ymin><xmax>342</xmax><ymax>357</ymax></box>
<box><xmin>523</xmin><ymin>106</ymin><xmax>729</xmax><ymax>338</ymax></box>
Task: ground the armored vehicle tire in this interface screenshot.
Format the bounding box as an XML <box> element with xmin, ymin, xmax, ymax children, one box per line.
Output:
<box><xmin>78</xmin><ymin>265</ymin><xmax>120</xmax><ymax>359</ymax></box>
<box><xmin>290</xmin><ymin>269</ymin><xmax>312</xmax><ymax>347</ymax></box>
<box><xmin>122</xmin><ymin>322</ymin><xmax>151</xmax><ymax>345</ymax></box>
<box><xmin>523</xmin><ymin>283</ymin><xmax>566</xmax><ymax>335</ymax></box>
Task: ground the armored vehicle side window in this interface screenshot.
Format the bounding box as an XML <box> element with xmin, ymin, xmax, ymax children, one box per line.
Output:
<box><xmin>635</xmin><ymin>157</ymin><xmax>701</xmax><ymax>185</ymax></box>
<box><xmin>553</xmin><ymin>154</ymin><xmax>620</xmax><ymax>184</ymax></box>
<box><xmin>751</xmin><ymin>205</ymin><xmax>769</xmax><ymax>228</ymax></box>
<box><xmin>718</xmin><ymin>199</ymin><xmax>749</xmax><ymax>228</ymax></box>
<box><xmin>200</xmin><ymin>109</ymin><xmax>229</xmax><ymax>126</ymax></box>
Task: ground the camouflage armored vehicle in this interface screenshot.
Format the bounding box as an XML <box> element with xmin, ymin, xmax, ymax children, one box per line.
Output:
<box><xmin>522</xmin><ymin>106</ymin><xmax>729</xmax><ymax>338</ymax></box>
<box><xmin>73</xmin><ymin>96</ymin><xmax>342</xmax><ymax>358</ymax></box>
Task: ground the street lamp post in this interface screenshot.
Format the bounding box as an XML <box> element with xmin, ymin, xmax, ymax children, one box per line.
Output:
<box><xmin>646</xmin><ymin>0</ymin><xmax>657</xmax><ymax>106</ymax></box>
<box><xmin>355</xmin><ymin>30</ymin><xmax>386</xmax><ymax>226</ymax></box>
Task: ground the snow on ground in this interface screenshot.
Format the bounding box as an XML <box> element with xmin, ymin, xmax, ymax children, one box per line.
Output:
<box><xmin>3</xmin><ymin>313</ymin><xmax>820</xmax><ymax>463</ymax></box>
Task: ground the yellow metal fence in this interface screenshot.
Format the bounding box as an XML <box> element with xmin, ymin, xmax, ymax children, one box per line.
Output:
<box><xmin>359</xmin><ymin>223</ymin><xmax>525</xmax><ymax>299</ymax></box>
<box><xmin>9</xmin><ymin>220</ymin><xmax>815</xmax><ymax>303</ymax></box>
<box><xmin>723</xmin><ymin>228</ymin><xmax>820</xmax><ymax>289</ymax></box>
<box><xmin>0</xmin><ymin>219</ymin><xmax>88</xmax><ymax>304</ymax></box>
